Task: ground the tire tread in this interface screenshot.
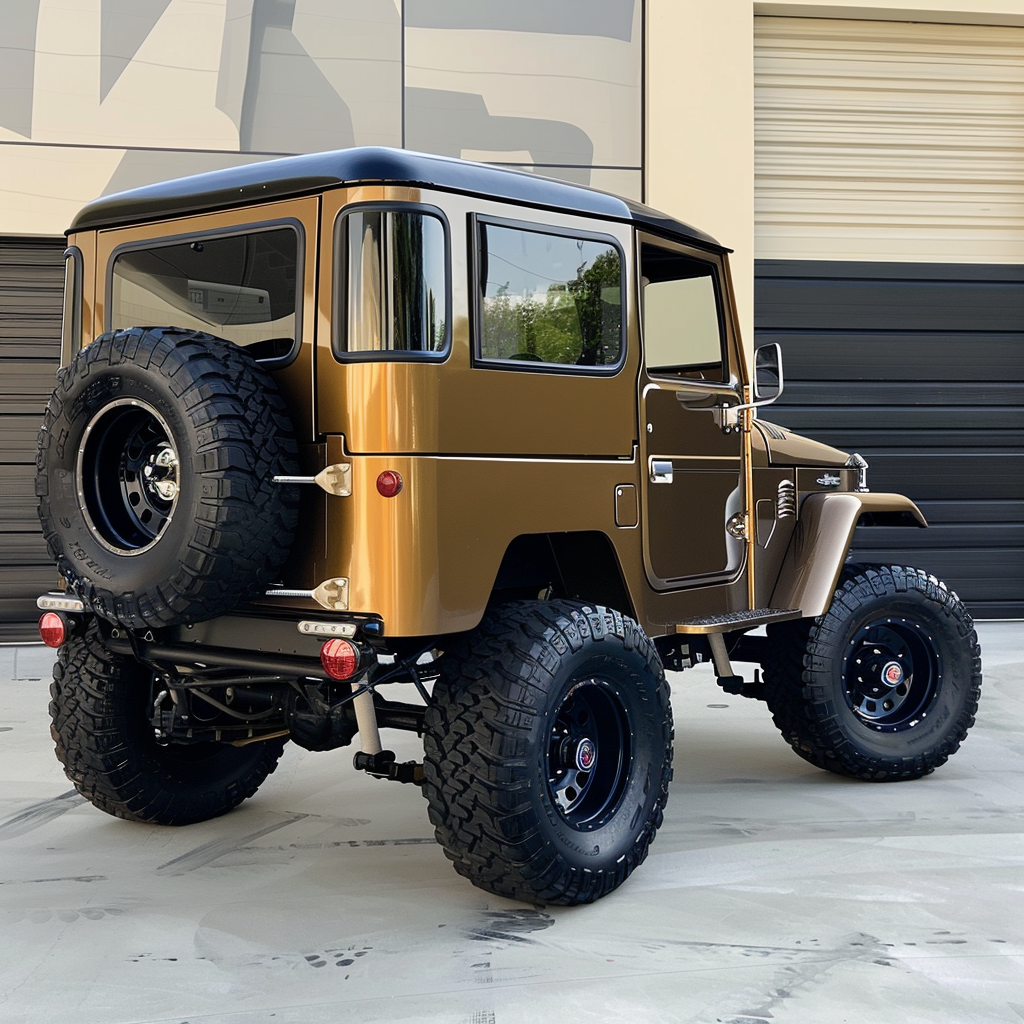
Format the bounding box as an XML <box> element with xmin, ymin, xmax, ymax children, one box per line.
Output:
<box><xmin>763</xmin><ymin>564</ymin><xmax>982</xmax><ymax>781</ymax></box>
<box><xmin>50</xmin><ymin>622</ymin><xmax>286</xmax><ymax>824</ymax></box>
<box><xmin>422</xmin><ymin>600</ymin><xmax>673</xmax><ymax>905</ymax></box>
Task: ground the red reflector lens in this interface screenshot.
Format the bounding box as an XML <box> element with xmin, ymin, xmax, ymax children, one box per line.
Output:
<box><xmin>376</xmin><ymin>470</ymin><xmax>403</xmax><ymax>498</ymax></box>
<box><xmin>39</xmin><ymin>612</ymin><xmax>67</xmax><ymax>649</ymax></box>
<box><xmin>320</xmin><ymin>638</ymin><xmax>359</xmax><ymax>680</ymax></box>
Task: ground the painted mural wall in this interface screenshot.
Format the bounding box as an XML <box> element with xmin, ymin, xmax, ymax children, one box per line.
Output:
<box><xmin>0</xmin><ymin>0</ymin><xmax>642</xmax><ymax>236</ymax></box>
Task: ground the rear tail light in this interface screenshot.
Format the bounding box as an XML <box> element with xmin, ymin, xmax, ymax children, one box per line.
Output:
<box><xmin>39</xmin><ymin>612</ymin><xmax>68</xmax><ymax>649</ymax></box>
<box><xmin>320</xmin><ymin>637</ymin><xmax>360</xmax><ymax>680</ymax></box>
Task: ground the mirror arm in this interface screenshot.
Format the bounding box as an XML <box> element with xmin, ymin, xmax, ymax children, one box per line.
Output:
<box><xmin>726</xmin><ymin>391</ymin><xmax>782</xmax><ymax>417</ymax></box>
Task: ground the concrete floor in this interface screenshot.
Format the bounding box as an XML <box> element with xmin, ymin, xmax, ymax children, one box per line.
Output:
<box><xmin>0</xmin><ymin>622</ymin><xmax>1021</xmax><ymax>1024</ymax></box>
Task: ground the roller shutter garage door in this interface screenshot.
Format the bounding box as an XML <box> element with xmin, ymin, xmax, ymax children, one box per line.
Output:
<box><xmin>754</xmin><ymin>17</ymin><xmax>1024</xmax><ymax>618</ymax></box>
<box><xmin>0</xmin><ymin>238</ymin><xmax>63</xmax><ymax>640</ymax></box>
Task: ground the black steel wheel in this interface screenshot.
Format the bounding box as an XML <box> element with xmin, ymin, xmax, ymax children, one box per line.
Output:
<box><xmin>36</xmin><ymin>327</ymin><xmax>299</xmax><ymax>628</ymax></box>
<box><xmin>422</xmin><ymin>601</ymin><xmax>673</xmax><ymax>906</ymax></box>
<box><xmin>78</xmin><ymin>398</ymin><xmax>181</xmax><ymax>552</ymax></box>
<box><xmin>763</xmin><ymin>565</ymin><xmax>982</xmax><ymax>781</ymax></box>
<box><xmin>50</xmin><ymin>621</ymin><xmax>286</xmax><ymax>825</ymax></box>
<box><xmin>546</xmin><ymin>679</ymin><xmax>629</xmax><ymax>829</ymax></box>
<box><xmin>842</xmin><ymin>618</ymin><xmax>939</xmax><ymax>730</ymax></box>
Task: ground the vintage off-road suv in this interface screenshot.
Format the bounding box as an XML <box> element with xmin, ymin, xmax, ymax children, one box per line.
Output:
<box><xmin>36</xmin><ymin>148</ymin><xmax>981</xmax><ymax>905</ymax></box>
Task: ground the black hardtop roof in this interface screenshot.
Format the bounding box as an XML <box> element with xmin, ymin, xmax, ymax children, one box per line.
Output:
<box><xmin>68</xmin><ymin>147</ymin><xmax>725</xmax><ymax>251</ymax></box>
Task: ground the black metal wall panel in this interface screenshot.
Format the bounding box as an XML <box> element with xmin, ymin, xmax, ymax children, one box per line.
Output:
<box><xmin>0</xmin><ymin>238</ymin><xmax>63</xmax><ymax>640</ymax></box>
<box><xmin>755</xmin><ymin>260</ymin><xmax>1024</xmax><ymax>618</ymax></box>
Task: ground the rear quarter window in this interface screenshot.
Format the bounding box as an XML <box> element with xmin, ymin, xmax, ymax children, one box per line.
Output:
<box><xmin>334</xmin><ymin>205</ymin><xmax>450</xmax><ymax>360</ymax></box>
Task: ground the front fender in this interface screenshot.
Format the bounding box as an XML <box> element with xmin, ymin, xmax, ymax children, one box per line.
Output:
<box><xmin>770</xmin><ymin>492</ymin><xmax>927</xmax><ymax>617</ymax></box>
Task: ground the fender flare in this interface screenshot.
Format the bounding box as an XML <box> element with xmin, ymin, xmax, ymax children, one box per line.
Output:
<box><xmin>770</xmin><ymin>492</ymin><xmax>927</xmax><ymax>617</ymax></box>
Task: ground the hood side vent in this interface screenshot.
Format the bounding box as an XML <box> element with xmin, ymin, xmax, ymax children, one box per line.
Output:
<box><xmin>777</xmin><ymin>479</ymin><xmax>797</xmax><ymax>518</ymax></box>
<box><xmin>760</xmin><ymin>420</ymin><xmax>789</xmax><ymax>441</ymax></box>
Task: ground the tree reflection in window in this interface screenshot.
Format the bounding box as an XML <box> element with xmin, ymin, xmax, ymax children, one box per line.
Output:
<box><xmin>479</xmin><ymin>224</ymin><xmax>622</xmax><ymax>368</ymax></box>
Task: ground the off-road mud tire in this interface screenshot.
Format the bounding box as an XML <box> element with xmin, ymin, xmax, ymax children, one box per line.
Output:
<box><xmin>422</xmin><ymin>601</ymin><xmax>673</xmax><ymax>905</ymax></box>
<box><xmin>36</xmin><ymin>326</ymin><xmax>299</xmax><ymax>629</ymax></box>
<box><xmin>50</xmin><ymin>621</ymin><xmax>287</xmax><ymax>825</ymax></box>
<box><xmin>763</xmin><ymin>565</ymin><xmax>981</xmax><ymax>781</ymax></box>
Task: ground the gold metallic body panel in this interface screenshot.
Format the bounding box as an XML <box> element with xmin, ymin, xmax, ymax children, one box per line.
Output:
<box><xmin>66</xmin><ymin>231</ymin><xmax>98</xmax><ymax>353</ymax></box>
<box><xmin>749</xmin><ymin>467</ymin><xmax>800</xmax><ymax>609</ymax></box>
<box><xmin>636</xmin><ymin>234</ymin><xmax>752</xmax><ymax>620</ymax></box>
<box><xmin>66</xmin><ymin>179</ymin><xmax>930</xmax><ymax>642</ymax></box>
<box><xmin>318</xmin><ymin>441</ymin><xmax>642</xmax><ymax>636</ymax></box>
<box><xmin>754</xmin><ymin>420</ymin><xmax>850</xmax><ymax>467</ymax></box>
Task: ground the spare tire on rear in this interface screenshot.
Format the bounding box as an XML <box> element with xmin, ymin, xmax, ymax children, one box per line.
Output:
<box><xmin>36</xmin><ymin>326</ymin><xmax>300</xmax><ymax>629</ymax></box>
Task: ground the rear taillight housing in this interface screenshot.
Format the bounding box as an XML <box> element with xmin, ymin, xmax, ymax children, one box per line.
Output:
<box><xmin>320</xmin><ymin>637</ymin><xmax>360</xmax><ymax>680</ymax></box>
<box><xmin>38</xmin><ymin>611</ymin><xmax>68</xmax><ymax>649</ymax></box>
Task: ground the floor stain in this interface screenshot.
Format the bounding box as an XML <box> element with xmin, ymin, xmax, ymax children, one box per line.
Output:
<box><xmin>0</xmin><ymin>874</ymin><xmax>106</xmax><ymax>885</ymax></box>
<box><xmin>302</xmin><ymin>945</ymin><xmax>372</xmax><ymax>971</ymax></box>
<box><xmin>714</xmin><ymin>931</ymin><xmax>903</xmax><ymax>1023</ymax></box>
<box><xmin>464</xmin><ymin>908</ymin><xmax>556</xmax><ymax>946</ymax></box>
<box><xmin>155</xmin><ymin>813</ymin><xmax>309</xmax><ymax>876</ymax></box>
<box><xmin>0</xmin><ymin>790</ymin><xmax>86</xmax><ymax>841</ymax></box>
<box><xmin>6</xmin><ymin>905</ymin><xmax>125</xmax><ymax>925</ymax></box>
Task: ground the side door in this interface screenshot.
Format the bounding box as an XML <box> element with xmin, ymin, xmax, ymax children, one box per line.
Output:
<box><xmin>638</xmin><ymin>234</ymin><xmax>746</xmax><ymax>589</ymax></box>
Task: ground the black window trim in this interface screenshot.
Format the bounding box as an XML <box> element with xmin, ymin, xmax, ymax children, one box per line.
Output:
<box><xmin>640</xmin><ymin>241</ymin><xmax>731</xmax><ymax>386</ymax></box>
<box><xmin>105</xmin><ymin>218</ymin><xmax>305</xmax><ymax>370</ymax></box>
<box><xmin>331</xmin><ymin>200</ymin><xmax>453</xmax><ymax>364</ymax></box>
<box><xmin>471</xmin><ymin>212</ymin><xmax>627</xmax><ymax>377</ymax></box>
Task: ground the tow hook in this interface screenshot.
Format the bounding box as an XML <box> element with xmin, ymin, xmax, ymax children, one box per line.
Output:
<box><xmin>709</xmin><ymin>633</ymin><xmax>766</xmax><ymax>701</ymax></box>
<box><xmin>716</xmin><ymin>669</ymin><xmax>766</xmax><ymax>701</ymax></box>
<box><xmin>353</xmin><ymin>749</ymin><xmax>424</xmax><ymax>785</ymax></box>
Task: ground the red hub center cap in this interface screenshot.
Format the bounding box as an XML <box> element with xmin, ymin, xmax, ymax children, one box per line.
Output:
<box><xmin>575</xmin><ymin>738</ymin><xmax>597</xmax><ymax>772</ymax></box>
<box><xmin>883</xmin><ymin>661</ymin><xmax>904</xmax><ymax>687</ymax></box>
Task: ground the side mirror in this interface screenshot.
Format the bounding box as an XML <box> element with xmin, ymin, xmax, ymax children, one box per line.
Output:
<box><xmin>753</xmin><ymin>342</ymin><xmax>784</xmax><ymax>403</ymax></box>
<box><xmin>715</xmin><ymin>342</ymin><xmax>785</xmax><ymax>433</ymax></box>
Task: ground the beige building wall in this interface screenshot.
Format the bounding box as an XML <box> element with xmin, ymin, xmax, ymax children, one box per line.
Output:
<box><xmin>5</xmin><ymin>0</ymin><xmax>1024</xmax><ymax>348</ymax></box>
<box><xmin>646</xmin><ymin>0</ymin><xmax>1024</xmax><ymax>350</ymax></box>
<box><xmin>646</xmin><ymin>2</ymin><xmax>756</xmax><ymax>354</ymax></box>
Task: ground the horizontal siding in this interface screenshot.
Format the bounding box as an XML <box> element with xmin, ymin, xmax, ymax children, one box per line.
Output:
<box><xmin>755</xmin><ymin>17</ymin><xmax>1024</xmax><ymax>263</ymax></box>
<box><xmin>778</xmin><ymin>335</ymin><xmax>1021</xmax><ymax>383</ymax></box>
<box><xmin>755</xmin><ymin>259</ymin><xmax>1024</xmax><ymax>619</ymax></box>
<box><xmin>0</xmin><ymin>238</ymin><xmax>64</xmax><ymax>636</ymax></box>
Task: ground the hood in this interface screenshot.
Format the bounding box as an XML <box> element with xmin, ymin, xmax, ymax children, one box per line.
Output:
<box><xmin>754</xmin><ymin>420</ymin><xmax>850</xmax><ymax>467</ymax></box>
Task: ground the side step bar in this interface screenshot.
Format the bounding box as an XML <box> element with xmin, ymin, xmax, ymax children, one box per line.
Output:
<box><xmin>672</xmin><ymin>607</ymin><xmax>801</xmax><ymax>635</ymax></box>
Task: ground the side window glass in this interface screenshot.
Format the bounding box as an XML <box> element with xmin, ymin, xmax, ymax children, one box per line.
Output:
<box><xmin>111</xmin><ymin>227</ymin><xmax>299</xmax><ymax>363</ymax></box>
<box><xmin>477</xmin><ymin>221</ymin><xmax>622</xmax><ymax>369</ymax></box>
<box><xmin>61</xmin><ymin>246</ymin><xmax>83</xmax><ymax>364</ymax></box>
<box><xmin>641</xmin><ymin>245</ymin><xmax>725</xmax><ymax>381</ymax></box>
<box><xmin>339</xmin><ymin>208</ymin><xmax>448</xmax><ymax>357</ymax></box>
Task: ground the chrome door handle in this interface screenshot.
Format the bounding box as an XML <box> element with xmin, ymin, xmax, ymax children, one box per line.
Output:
<box><xmin>649</xmin><ymin>460</ymin><xmax>673</xmax><ymax>484</ymax></box>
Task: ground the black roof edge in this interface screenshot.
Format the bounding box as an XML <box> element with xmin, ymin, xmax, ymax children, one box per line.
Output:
<box><xmin>67</xmin><ymin>147</ymin><xmax>726</xmax><ymax>253</ymax></box>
